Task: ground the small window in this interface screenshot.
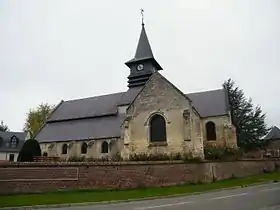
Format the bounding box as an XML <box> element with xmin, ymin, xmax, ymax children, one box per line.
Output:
<box><xmin>62</xmin><ymin>144</ymin><xmax>68</xmax><ymax>154</ymax></box>
<box><xmin>9</xmin><ymin>154</ymin><xmax>15</xmax><ymax>162</ymax></box>
<box><xmin>149</xmin><ymin>114</ymin><xmax>167</xmax><ymax>142</ymax></box>
<box><xmin>81</xmin><ymin>142</ymin><xmax>87</xmax><ymax>154</ymax></box>
<box><xmin>10</xmin><ymin>136</ymin><xmax>19</xmax><ymax>148</ymax></box>
<box><xmin>101</xmin><ymin>141</ymin><xmax>109</xmax><ymax>153</ymax></box>
<box><xmin>206</xmin><ymin>121</ymin><xmax>217</xmax><ymax>141</ymax></box>
<box><xmin>43</xmin><ymin>152</ymin><xmax>48</xmax><ymax>157</ymax></box>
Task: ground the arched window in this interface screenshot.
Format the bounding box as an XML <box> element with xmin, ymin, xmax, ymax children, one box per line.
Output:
<box><xmin>43</xmin><ymin>152</ymin><xmax>48</xmax><ymax>157</ymax></box>
<box><xmin>0</xmin><ymin>137</ymin><xmax>3</xmax><ymax>147</ymax></box>
<box><xmin>150</xmin><ymin>114</ymin><xmax>167</xmax><ymax>142</ymax></box>
<box><xmin>101</xmin><ymin>141</ymin><xmax>109</xmax><ymax>153</ymax></box>
<box><xmin>10</xmin><ymin>136</ymin><xmax>19</xmax><ymax>148</ymax></box>
<box><xmin>81</xmin><ymin>142</ymin><xmax>87</xmax><ymax>154</ymax></box>
<box><xmin>62</xmin><ymin>144</ymin><xmax>68</xmax><ymax>154</ymax></box>
<box><xmin>206</xmin><ymin>121</ymin><xmax>216</xmax><ymax>141</ymax></box>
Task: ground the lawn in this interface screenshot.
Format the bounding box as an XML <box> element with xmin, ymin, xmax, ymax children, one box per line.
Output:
<box><xmin>0</xmin><ymin>171</ymin><xmax>280</xmax><ymax>208</ymax></box>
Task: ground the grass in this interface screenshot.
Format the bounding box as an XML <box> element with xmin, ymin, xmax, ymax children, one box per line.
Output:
<box><xmin>0</xmin><ymin>171</ymin><xmax>280</xmax><ymax>208</ymax></box>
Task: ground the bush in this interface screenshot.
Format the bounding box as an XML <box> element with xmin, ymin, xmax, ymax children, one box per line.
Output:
<box><xmin>86</xmin><ymin>156</ymin><xmax>110</xmax><ymax>162</ymax></box>
<box><xmin>182</xmin><ymin>152</ymin><xmax>203</xmax><ymax>162</ymax></box>
<box><xmin>204</xmin><ymin>145</ymin><xmax>242</xmax><ymax>160</ymax></box>
<box><xmin>129</xmin><ymin>153</ymin><xmax>176</xmax><ymax>161</ymax></box>
<box><xmin>111</xmin><ymin>152</ymin><xmax>123</xmax><ymax>162</ymax></box>
<box><xmin>68</xmin><ymin>156</ymin><xmax>85</xmax><ymax>162</ymax></box>
<box><xmin>17</xmin><ymin>139</ymin><xmax>41</xmax><ymax>162</ymax></box>
<box><xmin>128</xmin><ymin>152</ymin><xmax>201</xmax><ymax>162</ymax></box>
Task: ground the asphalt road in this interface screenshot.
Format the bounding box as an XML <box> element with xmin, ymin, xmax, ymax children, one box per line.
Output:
<box><xmin>43</xmin><ymin>182</ymin><xmax>280</xmax><ymax>210</ymax></box>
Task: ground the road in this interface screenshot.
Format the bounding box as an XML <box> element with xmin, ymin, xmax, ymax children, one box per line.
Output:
<box><xmin>43</xmin><ymin>182</ymin><xmax>280</xmax><ymax>210</ymax></box>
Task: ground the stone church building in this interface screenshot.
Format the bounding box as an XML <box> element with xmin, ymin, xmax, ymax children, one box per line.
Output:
<box><xmin>36</xmin><ymin>22</ymin><xmax>237</xmax><ymax>160</ymax></box>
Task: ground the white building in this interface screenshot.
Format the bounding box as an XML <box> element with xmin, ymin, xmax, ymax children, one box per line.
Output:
<box><xmin>0</xmin><ymin>132</ymin><xmax>27</xmax><ymax>162</ymax></box>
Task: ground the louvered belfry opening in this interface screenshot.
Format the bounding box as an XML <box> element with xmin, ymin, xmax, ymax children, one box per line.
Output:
<box><xmin>149</xmin><ymin>114</ymin><xmax>167</xmax><ymax>142</ymax></box>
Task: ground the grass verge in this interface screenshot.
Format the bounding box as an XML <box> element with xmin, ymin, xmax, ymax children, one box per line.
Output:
<box><xmin>0</xmin><ymin>171</ymin><xmax>280</xmax><ymax>208</ymax></box>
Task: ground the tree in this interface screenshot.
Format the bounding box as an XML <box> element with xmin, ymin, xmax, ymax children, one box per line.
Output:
<box><xmin>24</xmin><ymin>103</ymin><xmax>55</xmax><ymax>138</ymax></box>
<box><xmin>0</xmin><ymin>121</ymin><xmax>9</xmax><ymax>132</ymax></box>
<box><xmin>17</xmin><ymin>139</ymin><xmax>42</xmax><ymax>162</ymax></box>
<box><xmin>223</xmin><ymin>79</ymin><xmax>269</xmax><ymax>151</ymax></box>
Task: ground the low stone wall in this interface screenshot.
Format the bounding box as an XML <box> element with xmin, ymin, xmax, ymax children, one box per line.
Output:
<box><xmin>0</xmin><ymin>159</ymin><xmax>279</xmax><ymax>194</ymax></box>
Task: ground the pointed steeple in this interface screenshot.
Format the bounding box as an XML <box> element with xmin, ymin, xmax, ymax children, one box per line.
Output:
<box><xmin>125</xmin><ymin>12</ymin><xmax>163</xmax><ymax>88</ymax></box>
<box><xmin>134</xmin><ymin>24</ymin><xmax>154</xmax><ymax>60</ymax></box>
<box><xmin>125</xmin><ymin>24</ymin><xmax>162</xmax><ymax>69</ymax></box>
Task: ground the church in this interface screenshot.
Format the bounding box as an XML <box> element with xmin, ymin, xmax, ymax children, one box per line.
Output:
<box><xmin>36</xmin><ymin>20</ymin><xmax>238</xmax><ymax>160</ymax></box>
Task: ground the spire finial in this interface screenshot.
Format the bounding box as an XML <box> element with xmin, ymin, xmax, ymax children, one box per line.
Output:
<box><xmin>141</xmin><ymin>9</ymin><xmax>144</xmax><ymax>26</ymax></box>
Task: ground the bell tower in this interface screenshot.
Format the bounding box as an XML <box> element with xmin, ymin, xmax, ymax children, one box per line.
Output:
<box><xmin>125</xmin><ymin>10</ymin><xmax>163</xmax><ymax>88</ymax></box>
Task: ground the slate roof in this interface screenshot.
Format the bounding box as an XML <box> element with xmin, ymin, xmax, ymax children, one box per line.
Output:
<box><xmin>0</xmin><ymin>132</ymin><xmax>27</xmax><ymax>152</ymax></box>
<box><xmin>47</xmin><ymin>88</ymin><xmax>142</xmax><ymax>122</ymax></box>
<box><xmin>187</xmin><ymin>89</ymin><xmax>229</xmax><ymax>117</ymax></box>
<box><xmin>36</xmin><ymin>87</ymin><xmax>229</xmax><ymax>143</ymax></box>
<box><xmin>37</xmin><ymin>114</ymin><xmax>126</xmax><ymax>143</ymax></box>
<box><xmin>264</xmin><ymin>126</ymin><xmax>280</xmax><ymax>140</ymax></box>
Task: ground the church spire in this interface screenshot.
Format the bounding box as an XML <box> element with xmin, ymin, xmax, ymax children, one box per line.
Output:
<box><xmin>133</xmin><ymin>22</ymin><xmax>154</xmax><ymax>60</ymax></box>
<box><xmin>125</xmin><ymin>10</ymin><xmax>163</xmax><ymax>88</ymax></box>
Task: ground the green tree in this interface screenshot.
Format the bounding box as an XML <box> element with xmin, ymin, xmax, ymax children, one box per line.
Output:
<box><xmin>24</xmin><ymin>103</ymin><xmax>55</xmax><ymax>138</ymax></box>
<box><xmin>17</xmin><ymin>139</ymin><xmax>42</xmax><ymax>162</ymax></box>
<box><xmin>223</xmin><ymin>79</ymin><xmax>269</xmax><ymax>151</ymax></box>
<box><xmin>0</xmin><ymin>120</ymin><xmax>9</xmax><ymax>132</ymax></box>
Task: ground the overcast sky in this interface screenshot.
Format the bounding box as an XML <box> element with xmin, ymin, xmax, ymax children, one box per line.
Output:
<box><xmin>0</xmin><ymin>0</ymin><xmax>279</xmax><ymax>131</ymax></box>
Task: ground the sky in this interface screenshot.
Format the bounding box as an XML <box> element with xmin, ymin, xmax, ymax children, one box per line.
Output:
<box><xmin>0</xmin><ymin>0</ymin><xmax>279</xmax><ymax>131</ymax></box>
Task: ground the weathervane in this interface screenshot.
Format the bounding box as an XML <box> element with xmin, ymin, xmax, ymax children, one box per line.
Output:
<box><xmin>141</xmin><ymin>9</ymin><xmax>144</xmax><ymax>26</ymax></box>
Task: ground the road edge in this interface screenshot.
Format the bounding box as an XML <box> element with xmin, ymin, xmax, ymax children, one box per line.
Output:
<box><xmin>0</xmin><ymin>181</ymin><xmax>277</xmax><ymax>210</ymax></box>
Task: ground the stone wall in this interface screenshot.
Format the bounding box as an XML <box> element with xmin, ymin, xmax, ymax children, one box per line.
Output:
<box><xmin>0</xmin><ymin>160</ymin><xmax>279</xmax><ymax>195</ymax></box>
<box><xmin>40</xmin><ymin>138</ymin><xmax>119</xmax><ymax>160</ymax></box>
<box><xmin>202</xmin><ymin>116</ymin><xmax>237</xmax><ymax>148</ymax></box>
<box><xmin>122</xmin><ymin>72</ymin><xmax>204</xmax><ymax>159</ymax></box>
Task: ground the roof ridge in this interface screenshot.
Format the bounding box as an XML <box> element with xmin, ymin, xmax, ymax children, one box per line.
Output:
<box><xmin>0</xmin><ymin>131</ymin><xmax>25</xmax><ymax>134</ymax></box>
<box><xmin>186</xmin><ymin>88</ymin><xmax>224</xmax><ymax>95</ymax></box>
<box><xmin>64</xmin><ymin>91</ymin><xmax>125</xmax><ymax>103</ymax></box>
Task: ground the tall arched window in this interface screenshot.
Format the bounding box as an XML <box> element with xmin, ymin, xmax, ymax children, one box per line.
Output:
<box><xmin>81</xmin><ymin>142</ymin><xmax>87</xmax><ymax>154</ymax></box>
<box><xmin>101</xmin><ymin>141</ymin><xmax>109</xmax><ymax>153</ymax></box>
<box><xmin>62</xmin><ymin>144</ymin><xmax>68</xmax><ymax>154</ymax></box>
<box><xmin>206</xmin><ymin>121</ymin><xmax>216</xmax><ymax>141</ymax></box>
<box><xmin>149</xmin><ymin>114</ymin><xmax>167</xmax><ymax>142</ymax></box>
<box><xmin>0</xmin><ymin>137</ymin><xmax>3</xmax><ymax>147</ymax></box>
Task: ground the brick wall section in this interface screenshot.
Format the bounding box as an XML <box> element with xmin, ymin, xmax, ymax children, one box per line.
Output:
<box><xmin>0</xmin><ymin>160</ymin><xmax>279</xmax><ymax>194</ymax></box>
<box><xmin>0</xmin><ymin>168</ymin><xmax>78</xmax><ymax>180</ymax></box>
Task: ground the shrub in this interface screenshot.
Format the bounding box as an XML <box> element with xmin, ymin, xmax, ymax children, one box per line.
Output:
<box><xmin>128</xmin><ymin>153</ymin><xmax>171</xmax><ymax>161</ymax></box>
<box><xmin>128</xmin><ymin>152</ymin><xmax>201</xmax><ymax>162</ymax></box>
<box><xmin>182</xmin><ymin>152</ymin><xmax>203</xmax><ymax>163</ymax></box>
<box><xmin>17</xmin><ymin>139</ymin><xmax>41</xmax><ymax>162</ymax></box>
<box><xmin>204</xmin><ymin>145</ymin><xmax>242</xmax><ymax>160</ymax></box>
<box><xmin>68</xmin><ymin>156</ymin><xmax>85</xmax><ymax>162</ymax></box>
<box><xmin>170</xmin><ymin>152</ymin><xmax>182</xmax><ymax>160</ymax></box>
<box><xmin>111</xmin><ymin>152</ymin><xmax>123</xmax><ymax>162</ymax></box>
<box><xmin>204</xmin><ymin>145</ymin><xmax>225</xmax><ymax>160</ymax></box>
